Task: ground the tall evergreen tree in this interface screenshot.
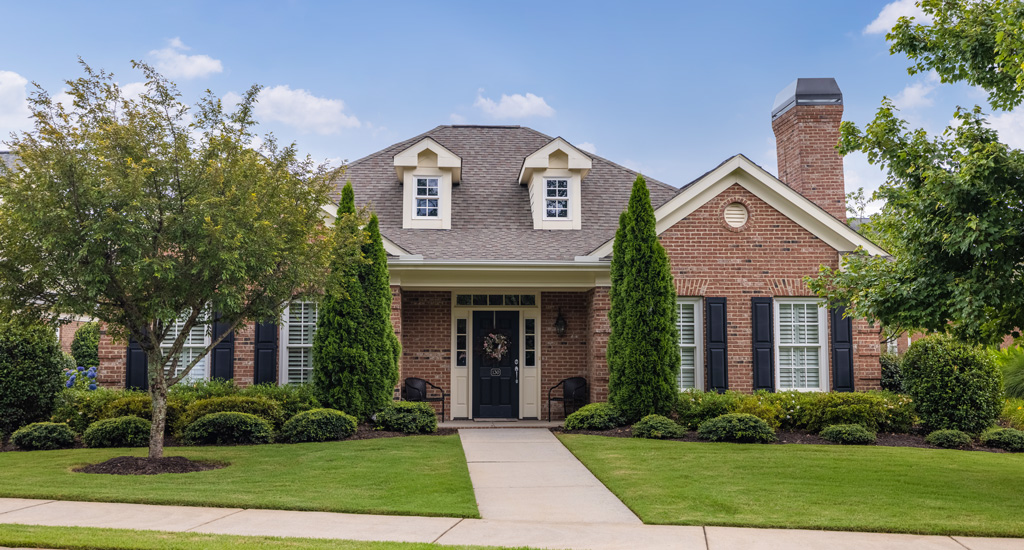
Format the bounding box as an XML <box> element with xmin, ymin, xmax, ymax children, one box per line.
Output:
<box><xmin>313</xmin><ymin>183</ymin><xmax>401</xmax><ymax>420</ymax></box>
<box><xmin>606</xmin><ymin>175</ymin><xmax>679</xmax><ymax>421</ymax></box>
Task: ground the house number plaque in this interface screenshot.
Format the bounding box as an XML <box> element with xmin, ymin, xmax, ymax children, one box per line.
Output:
<box><xmin>490</xmin><ymin>368</ymin><xmax>501</xmax><ymax>376</ymax></box>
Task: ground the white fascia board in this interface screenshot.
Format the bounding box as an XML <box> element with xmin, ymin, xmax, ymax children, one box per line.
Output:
<box><xmin>388</xmin><ymin>258</ymin><xmax>609</xmax><ymax>271</ymax></box>
<box><xmin>387</xmin><ymin>259</ymin><xmax>611</xmax><ymax>289</ymax></box>
<box><xmin>518</xmin><ymin>137</ymin><xmax>593</xmax><ymax>184</ymax></box>
<box><xmin>394</xmin><ymin>137</ymin><xmax>462</xmax><ymax>183</ymax></box>
<box><xmin>590</xmin><ymin>155</ymin><xmax>887</xmax><ymax>258</ymax></box>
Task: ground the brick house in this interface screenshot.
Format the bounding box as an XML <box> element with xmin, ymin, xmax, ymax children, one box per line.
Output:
<box><xmin>98</xmin><ymin>78</ymin><xmax>888</xmax><ymax>419</ymax></box>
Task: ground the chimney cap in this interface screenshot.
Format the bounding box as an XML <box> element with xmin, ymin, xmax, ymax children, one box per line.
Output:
<box><xmin>771</xmin><ymin>78</ymin><xmax>843</xmax><ymax>120</ymax></box>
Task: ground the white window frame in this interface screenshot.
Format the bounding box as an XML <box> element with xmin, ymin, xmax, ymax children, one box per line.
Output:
<box><xmin>414</xmin><ymin>176</ymin><xmax>441</xmax><ymax>218</ymax></box>
<box><xmin>773</xmin><ymin>298</ymin><xmax>829</xmax><ymax>392</ymax></box>
<box><xmin>279</xmin><ymin>301</ymin><xmax>318</xmax><ymax>385</ymax></box>
<box><xmin>543</xmin><ymin>178</ymin><xmax>571</xmax><ymax>220</ymax></box>
<box><xmin>161</xmin><ymin>317</ymin><xmax>210</xmax><ymax>382</ymax></box>
<box><xmin>676</xmin><ymin>298</ymin><xmax>704</xmax><ymax>391</ymax></box>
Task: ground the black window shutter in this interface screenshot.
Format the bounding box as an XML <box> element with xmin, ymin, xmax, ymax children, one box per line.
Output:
<box><xmin>254</xmin><ymin>321</ymin><xmax>279</xmax><ymax>385</ymax></box>
<box><xmin>210</xmin><ymin>314</ymin><xmax>235</xmax><ymax>381</ymax></box>
<box><xmin>705</xmin><ymin>297</ymin><xmax>728</xmax><ymax>392</ymax></box>
<box><xmin>751</xmin><ymin>297</ymin><xmax>774</xmax><ymax>391</ymax></box>
<box><xmin>126</xmin><ymin>340</ymin><xmax>148</xmax><ymax>390</ymax></box>
<box><xmin>831</xmin><ymin>306</ymin><xmax>854</xmax><ymax>392</ymax></box>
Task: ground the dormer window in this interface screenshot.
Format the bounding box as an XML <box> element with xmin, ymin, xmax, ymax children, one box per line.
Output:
<box><xmin>545</xmin><ymin>179</ymin><xmax>569</xmax><ymax>219</ymax></box>
<box><xmin>415</xmin><ymin>177</ymin><xmax>440</xmax><ymax>217</ymax></box>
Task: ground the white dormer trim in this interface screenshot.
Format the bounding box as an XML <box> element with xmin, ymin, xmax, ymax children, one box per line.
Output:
<box><xmin>519</xmin><ymin>138</ymin><xmax>592</xmax><ymax>230</ymax></box>
<box><xmin>394</xmin><ymin>138</ymin><xmax>462</xmax><ymax>230</ymax></box>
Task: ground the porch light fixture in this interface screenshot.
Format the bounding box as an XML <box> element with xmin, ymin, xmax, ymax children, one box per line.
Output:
<box><xmin>554</xmin><ymin>310</ymin><xmax>567</xmax><ymax>336</ymax></box>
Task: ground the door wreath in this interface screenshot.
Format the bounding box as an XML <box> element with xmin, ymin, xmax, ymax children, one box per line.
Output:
<box><xmin>482</xmin><ymin>332</ymin><xmax>509</xmax><ymax>361</ymax></box>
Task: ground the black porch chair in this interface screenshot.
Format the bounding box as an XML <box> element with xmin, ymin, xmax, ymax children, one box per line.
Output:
<box><xmin>547</xmin><ymin>376</ymin><xmax>588</xmax><ymax>422</ymax></box>
<box><xmin>402</xmin><ymin>377</ymin><xmax>448</xmax><ymax>421</ymax></box>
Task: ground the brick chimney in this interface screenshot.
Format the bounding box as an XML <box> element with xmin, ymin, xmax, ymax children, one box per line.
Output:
<box><xmin>771</xmin><ymin>78</ymin><xmax>846</xmax><ymax>221</ymax></box>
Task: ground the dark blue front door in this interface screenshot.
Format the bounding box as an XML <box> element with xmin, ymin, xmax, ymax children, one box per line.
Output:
<box><xmin>472</xmin><ymin>311</ymin><xmax>519</xmax><ymax>419</ymax></box>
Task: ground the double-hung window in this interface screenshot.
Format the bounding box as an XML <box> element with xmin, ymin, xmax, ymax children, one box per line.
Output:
<box><xmin>161</xmin><ymin>318</ymin><xmax>209</xmax><ymax>382</ymax></box>
<box><xmin>775</xmin><ymin>300</ymin><xmax>827</xmax><ymax>391</ymax></box>
<box><xmin>544</xmin><ymin>179</ymin><xmax>569</xmax><ymax>219</ymax></box>
<box><xmin>676</xmin><ymin>298</ymin><xmax>703</xmax><ymax>390</ymax></box>
<box><xmin>284</xmin><ymin>301</ymin><xmax>318</xmax><ymax>384</ymax></box>
<box><xmin>415</xmin><ymin>177</ymin><xmax>440</xmax><ymax>218</ymax></box>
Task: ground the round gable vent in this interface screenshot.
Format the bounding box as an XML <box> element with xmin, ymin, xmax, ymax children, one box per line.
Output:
<box><xmin>724</xmin><ymin>202</ymin><xmax>749</xmax><ymax>228</ymax></box>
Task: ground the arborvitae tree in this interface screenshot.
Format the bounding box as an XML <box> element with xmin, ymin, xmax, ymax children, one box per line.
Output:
<box><xmin>70</xmin><ymin>321</ymin><xmax>100</xmax><ymax>370</ymax></box>
<box><xmin>606</xmin><ymin>175</ymin><xmax>679</xmax><ymax>422</ymax></box>
<box><xmin>313</xmin><ymin>183</ymin><xmax>401</xmax><ymax>420</ymax></box>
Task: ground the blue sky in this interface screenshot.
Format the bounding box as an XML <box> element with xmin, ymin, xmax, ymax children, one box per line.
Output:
<box><xmin>1</xmin><ymin>1</ymin><xmax>1017</xmax><ymax>213</ymax></box>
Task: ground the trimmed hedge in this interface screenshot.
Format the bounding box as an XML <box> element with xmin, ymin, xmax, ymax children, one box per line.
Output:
<box><xmin>564</xmin><ymin>403</ymin><xmax>625</xmax><ymax>431</ymax></box>
<box><xmin>902</xmin><ymin>335</ymin><xmax>1002</xmax><ymax>433</ymax></box>
<box><xmin>697</xmin><ymin>413</ymin><xmax>776</xmax><ymax>443</ymax></box>
<box><xmin>102</xmin><ymin>395</ymin><xmax>183</xmax><ymax>433</ymax></box>
<box><xmin>182</xmin><ymin>412</ymin><xmax>273</xmax><ymax>445</ymax></box>
<box><xmin>925</xmin><ymin>429</ymin><xmax>973</xmax><ymax>449</ymax></box>
<box><xmin>980</xmin><ymin>428</ymin><xmax>1024</xmax><ymax>452</ymax></box>
<box><xmin>0</xmin><ymin>321</ymin><xmax>66</xmax><ymax>437</ymax></box>
<box><xmin>83</xmin><ymin>416</ymin><xmax>151</xmax><ymax>448</ymax></box>
<box><xmin>820</xmin><ymin>424</ymin><xmax>876</xmax><ymax>445</ymax></box>
<box><xmin>241</xmin><ymin>383</ymin><xmax>321</xmax><ymax>419</ymax></box>
<box><xmin>279</xmin><ymin>408</ymin><xmax>357</xmax><ymax>443</ymax></box>
<box><xmin>880</xmin><ymin>352</ymin><xmax>904</xmax><ymax>393</ymax></box>
<box><xmin>803</xmin><ymin>391</ymin><xmax>914</xmax><ymax>433</ymax></box>
<box><xmin>178</xmin><ymin>396</ymin><xmax>284</xmax><ymax>433</ymax></box>
<box><xmin>11</xmin><ymin>422</ymin><xmax>75</xmax><ymax>450</ymax></box>
<box><xmin>632</xmin><ymin>414</ymin><xmax>682</xmax><ymax>439</ymax></box>
<box><xmin>676</xmin><ymin>390</ymin><xmax>739</xmax><ymax>430</ymax></box>
<box><xmin>376</xmin><ymin>401</ymin><xmax>437</xmax><ymax>434</ymax></box>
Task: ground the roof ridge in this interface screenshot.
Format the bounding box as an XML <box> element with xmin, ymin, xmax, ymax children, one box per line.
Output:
<box><xmin>344</xmin><ymin>125</ymin><xmax>448</xmax><ymax>169</ymax></box>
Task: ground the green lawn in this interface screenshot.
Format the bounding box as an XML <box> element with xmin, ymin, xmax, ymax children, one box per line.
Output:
<box><xmin>0</xmin><ymin>436</ymin><xmax>478</xmax><ymax>518</ymax></box>
<box><xmin>559</xmin><ymin>434</ymin><xmax>1024</xmax><ymax>537</ymax></box>
<box><xmin>0</xmin><ymin>524</ymin><xmax>530</xmax><ymax>550</ymax></box>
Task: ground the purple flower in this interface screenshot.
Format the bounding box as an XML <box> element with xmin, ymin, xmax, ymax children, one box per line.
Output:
<box><xmin>65</xmin><ymin>379</ymin><xmax>74</xmax><ymax>388</ymax></box>
<box><xmin>77</xmin><ymin>366</ymin><xmax>85</xmax><ymax>372</ymax></box>
<box><xmin>88</xmin><ymin>383</ymin><xmax>97</xmax><ymax>391</ymax></box>
<box><xmin>68</xmin><ymin>374</ymin><xmax>76</xmax><ymax>384</ymax></box>
<box><xmin>86</xmin><ymin>371</ymin><xmax>96</xmax><ymax>379</ymax></box>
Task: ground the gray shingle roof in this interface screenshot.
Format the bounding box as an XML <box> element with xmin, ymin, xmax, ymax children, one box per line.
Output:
<box><xmin>337</xmin><ymin>126</ymin><xmax>680</xmax><ymax>261</ymax></box>
<box><xmin>0</xmin><ymin>151</ymin><xmax>14</xmax><ymax>169</ymax></box>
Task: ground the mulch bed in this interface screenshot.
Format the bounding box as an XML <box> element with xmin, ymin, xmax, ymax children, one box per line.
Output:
<box><xmin>74</xmin><ymin>456</ymin><xmax>225</xmax><ymax>475</ymax></box>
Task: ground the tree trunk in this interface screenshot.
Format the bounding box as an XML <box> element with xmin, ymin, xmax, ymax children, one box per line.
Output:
<box><xmin>147</xmin><ymin>354</ymin><xmax>168</xmax><ymax>459</ymax></box>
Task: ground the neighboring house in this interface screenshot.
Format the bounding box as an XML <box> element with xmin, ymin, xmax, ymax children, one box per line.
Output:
<box><xmin>97</xmin><ymin>78</ymin><xmax>888</xmax><ymax>419</ymax></box>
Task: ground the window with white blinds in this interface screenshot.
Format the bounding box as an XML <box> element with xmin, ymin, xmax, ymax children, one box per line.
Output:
<box><xmin>677</xmin><ymin>298</ymin><xmax>703</xmax><ymax>390</ymax></box>
<box><xmin>775</xmin><ymin>300</ymin><xmax>827</xmax><ymax>391</ymax></box>
<box><xmin>161</xmin><ymin>318</ymin><xmax>209</xmax><ymax>382</ymax></box>
<box><xmin>284</xmin><ymin>301</ymin><xmax>318</xmax><ymax>384</ymax></box>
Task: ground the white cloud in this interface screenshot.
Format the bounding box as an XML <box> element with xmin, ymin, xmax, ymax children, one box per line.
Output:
<box><xmin>225</xmin><ymin>86</ymin><xmax>360</xmax><ymax>135</ymax></box>
<box><xmin>149</xmin><ymin>38</ymin><xmax>223</xmax><ymax>79</ymax></box>
<box><xmin>449</xmin><ymin>113</ymin><xmax>466</xmax><ymax>124</ymax></box>
<box><xmin>844</xmin><ymin>153</ymin><xmax>887</xmax><ymax>215</ymax></box>
<box><xmin>864</xmin><ymin>0</ymin><xmax>931</xmax><ymax>35</ymax></box>
<box><xmin>0</xmin><ymin>71</ymin><xmax>31</xmax><ymax>140</ymax></box>
<box><xmin>987</xmin><ymin>109</ymin><xmax>1024</xmax><ymax>150</ymax></box>
<box><xmin>577</xmin><ymin>141</ymin><xmax>597</xmax><ymax>154</ymax></box>
<box><xmin>474</xmin><ymin>91</ymin><xmax>555</xmax><ymax>118</ymax></box>
<box><xmin>893</xmin><ymin>81</ymin><xmax>935</xmax><ymax>110</ymax></box>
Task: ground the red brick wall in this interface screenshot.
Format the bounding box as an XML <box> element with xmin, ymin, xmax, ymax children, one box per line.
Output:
<box><xmin>400</xmin><ymin>291</ymin><xmax>451</xmax><ymax>416</ymax></box>
<box><xmin>97</xmin><ymin>324</ymin><xmax>126</xmax><ymax>389</ymax></box>
<box><xmin>57</xmin><ymin>321</ymin><xmax>87</xmax><ymax>355</ymax></box>
<box><xmin>391</xmin><ymin>285</ymin><xmax>403</xmax><ymax>399</ymax></box>
<box><xmin>586</xmin><ymin>287</ymin><xmax>610</xmax><ymax>404</ymax></box>
<box><xmin>233</xmin><ymin>324</ymin><xmax>255</xmax><ymax>387</ymax></box>
<box><xmin>772</xmin><ymin>104</ymin><xmax>847</xmax><ymax>221</ymax></box>
<box><xmin>660</xmin><ymin>184</ymin><xmax>880</xmax><ymax>392</ymax></box>
<box><xmin>540</xmin><ymin>292</ymin><xmax>589</xmax><ymax>420</ymax></box>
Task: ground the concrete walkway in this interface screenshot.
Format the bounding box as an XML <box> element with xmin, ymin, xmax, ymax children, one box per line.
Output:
<box><xmin>0</xmin><ymin>497</ymin><xmax>1021</xmax><ymax>549</ymax></box>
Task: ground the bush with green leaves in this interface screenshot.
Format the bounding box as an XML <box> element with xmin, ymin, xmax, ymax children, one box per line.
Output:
<box><xmin>980</xmin><ymin>427</ymin><xmax>1024</xmax><ymax>452</ymax></box>
<box><xmin>564</xmin><ymin>402</ymin><xmax>626</xmax><ymax>431</ymax></box>
<box><xmin>631</xmin><ymin>414</ymin><xmax>683</xmax><ymax>439</ymax></box>
<box><xmin>51</xmin><ymin>388</ymin><xmax>139</xmax><ymax>434</ymax></box>
<box><xmin>279</xmin><ymin>408</ymin><xmax>357</xmax><ymax>443</ymax></box>
<box><xmin>676</xmin><ymin>390</ymin><xmax>739</xmax><ymax>429</ymax></box>
<box><xmin>102</xmin><ymin>394</ymin><xmax>183</xmax><ymax>433</ymax></box>
<box><xmin>0</xmin><ymin>320</ymin><xmax>67</xmax><ymax>438</ymax></box>
<box><xmin>1002</xmin><ymin>399</ymin><xmax>1024</xmax><ymax>430</ymax></box>
<box><xmin>182</xmin><ymin>412</ymin><xmax>273</xmax><ymax>445</ymax></box>
<box><xmin>70</xmin><ymin>321</ymin><xmax>100</xmax><ymax>370</ymax></box>
<box><xmin>167</xmin><ymin>379</ymin><xmax>239</xmax><ymax>406</ymax></box>
<box><xmin>83</xmin><ymin>416</ymin><xmax>151</xmax><ymax>448</ymax></box>
<box><xmin>734</xmin><ymin>391</ymin><xmax>786</xmax><ymax>429</ymax></box>
<box><xmin>802</xmin><ymin>391</ymin><xmax>914</xmax><ymax>433</ymax></box>
<box><xmin>697</xmin><ymin>413</ymin><xmax>776</xmax><ymax>443</ymax></box>
<box><xmin>925</xmin><ymin>429</ymin><xmax>973</xmax><ymax>449</ymax></box>
<box><xmin>178</xmin><ymin>396</ymin><xmax>284</xmax><ymax>433</ymax></box>
<box><xmin>880</xmin><ymin>352</ymin><xmax>904</xmax><ymax>393</ymax></box>
<box><xmin>63</xmin><ymin>365</ymin><xmax>98</xmax><ymax>391</ymax></box>
<box><xmin>242</xmin><ymin>383</ymin><xmax>320</xmax><ymax>419</ymax></box>
<box><xmin>820</xmin><ymin>424</ymin><xmax>876</xmax><ymax>445</ymax></box>
<box><xmin>10</xmin><ymin>422</ymin><xmax>75</xmax><ymax>450</ymax></box>
<box><xmin>376</xmin><ymin>401</ymin><xmax>437</xmax><ymax>434</ymax></box>
<box><xmin>902</xmin><ymin>335</ymin><xmax>1002</xmax><ymax>433</ymax></box>
<box><xmin>991</xmin><ymin>346</ymin><xmax>1024</xmax><ymax>399</ymax></box>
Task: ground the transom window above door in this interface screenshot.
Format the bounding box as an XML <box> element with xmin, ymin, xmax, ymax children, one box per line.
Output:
<box><xmin>545</xmin><ymin>179</ymin><xmax>569</xmax><ymax>219</ymax></box>
<box><xmin>415</xmin><ymin>177</ymin><xmax>440</xmax><ymax>218</ymax></box>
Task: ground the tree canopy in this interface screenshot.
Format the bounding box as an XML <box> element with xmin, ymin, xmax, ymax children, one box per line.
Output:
<box><xmin>0</xmin><ymin>61</ymin><xmax>338</xmax><ymax>456</ymax></box>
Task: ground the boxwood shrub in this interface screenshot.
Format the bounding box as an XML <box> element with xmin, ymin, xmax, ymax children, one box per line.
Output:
<box><xmin>820</xmin><ymin>424</ymin><xmax>876</xmax><ymax>445</ymax></box>
<box><xmin>376</xmin><ymin>402</ymin><xmax>437</xmax><ymax>434</ymax></box>
<box><xmin>83</xmin><ymin>416</ymin><xmax>151</xmax><ymax>448</ymax></box>
<box><xmin>631</xmin><ymin>414</ymin><xmax>683</xmax><ymax>439</ymax></box>
<box><xmin>697</xmin><ymin>413</ymin><xmax>776</xmax><ymax>443</ymax></box>
<box><xmin>241</xmin><ymin>383</ymin><xmax>321</xmax><ymax>419</ymax></box>
<box><xmin>11</xmin><ymin>422</ymin><xmax>76</xmax><ymax>450</ymax></box>
<box><xmin>279</xmin><ymin>408</ymin><xmax>357</xmax><ymax>443</ymax></box>
<box><xmin>901</xmin><ymin>335</ymin><xmax>1002</xmax><ymax>433</ymax></box>
<box><xmin>980</xmin><ymin>428</ymin><xmax>1024</xmax><ymax>452</ymax></box>
<box><xmin>880</xmin><ymin>352</ymin><xmax>904</xmax><ymax>393</ymax></box>
<box><xmin>182</xmin><ymin>412</ymin><xmax>273</xmax><ymax>445</ymax></box>
<box><xmin>676</xmin><ymin>390</ymin><xmax>739</xmax><ymax>430</ymax></box>
<box><xmin>802</xmin><ymin>391</ymin><xmax>914</xmax><ymax>433</ymax></box>
<box><xmin>0</xmin><ymin>321</ymin><xmax>66</xmax><ymax>437</ymax></box>
<box><xmin>925</xmin><ymin>429</ymin><xmax>973</xmax><ymax>449</ymax></box>
<box><xmin>102</xmin><ymin>395</ymin><xmax>183</xmax><ymax>433</ymax></box>
<box><xmin>178</xmin><ymin>396</ymin><xmax>284</xmax><ymax>433</ymax></box>
<box><xmin>563</xmin><ymin>402</ymin><xmax>625</xmax><ymax>431</ymax></box>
